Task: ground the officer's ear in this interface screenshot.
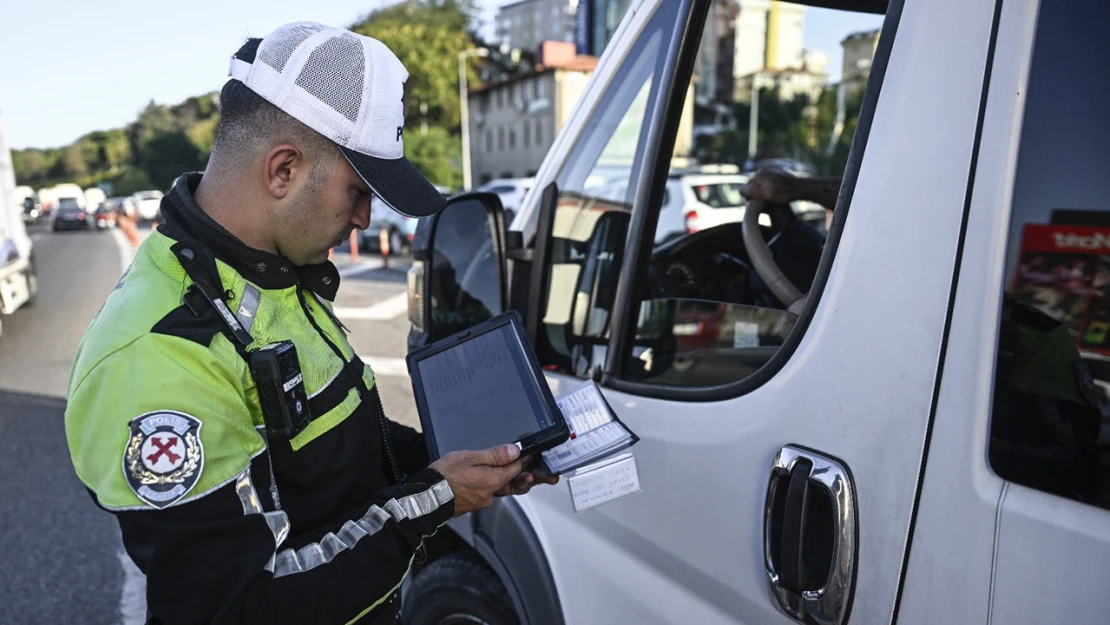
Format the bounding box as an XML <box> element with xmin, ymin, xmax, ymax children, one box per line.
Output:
<box><xmin>262</xmin><ymin>144</ymin><xmax>305</xmax><ymax>200</ymax></box>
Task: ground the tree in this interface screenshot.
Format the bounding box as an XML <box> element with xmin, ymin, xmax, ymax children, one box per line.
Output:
<box><xmin>61</xmin><ymin>143</ymin><xmax>88</xmax><ymax>178</ymax></box>
<box><xmin>351</xmin><ymin>0</ymin><xmax>479</xmax><ymax>131</ymax></box>
<box><xmin>139</xmin><ymin>130</ymin><xmax>204</xmax><ymax>189</ymax></box>
<box><xmin>109</xmin><ymin>166</ymin><xmax>156</xmax><ymax>196</ymax></box>
<box><xmin>405</xmin><ymin>127</ymin><xmax>462</xmax><ymax>189</ymax></box>
<box><xmin>12</xmin><ymin>149</ymin><xmax>49</xmax><ymax>185</ymax></box>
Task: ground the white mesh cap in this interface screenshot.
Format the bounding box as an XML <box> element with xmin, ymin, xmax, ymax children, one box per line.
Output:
<box><xmin>229</xmin><ymin>22</ymin><xmax>446</xmax><ymax>217</ymax></box>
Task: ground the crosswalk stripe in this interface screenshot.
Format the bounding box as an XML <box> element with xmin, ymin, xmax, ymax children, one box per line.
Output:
<box><xmin>360</xmin><ymin>355</ymin><xmax>409</xmax><ymax>378</ymax></box>
<box><xmin>333</xmin><ymin>292</ymin><xmax>408</xmax><ymax>321</ymax></box>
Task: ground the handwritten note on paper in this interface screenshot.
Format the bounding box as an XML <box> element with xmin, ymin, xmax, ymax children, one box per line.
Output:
<box><xmin>567</xmin><ymin>454</ymin><xmax>642</xmax><ymax>513</ymax></box>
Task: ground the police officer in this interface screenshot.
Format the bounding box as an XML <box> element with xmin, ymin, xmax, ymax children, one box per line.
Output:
<box><xmin>65</xmin><ymin>23</ymin><xmax>556</xmax><ymax>625</ymax></box>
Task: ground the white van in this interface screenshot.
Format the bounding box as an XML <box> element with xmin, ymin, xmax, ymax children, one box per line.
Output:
<box><xmin>403</xmin><ymin>0</ymin><xmax>1110</xmax><ymax>624</ymax></box>
<box><xmin>0</xmin><ymin>110</ymin><xmax>38</xmax><ymax>338</ymax></box>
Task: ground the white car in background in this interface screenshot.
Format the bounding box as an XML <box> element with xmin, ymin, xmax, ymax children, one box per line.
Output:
<box><xmin>475</xmin><ymin>178</ymin><xmax>533</xmax><ymax>215</ymax></box>
<box><xmin>132</xmin><ymin>190</ymin><xmax>164</xmax><ymax>221</ymax></box>
<box><xmin>361</xmin><ymin>185</ymin><xmax>451</xmax><ymax>255</ymax></box>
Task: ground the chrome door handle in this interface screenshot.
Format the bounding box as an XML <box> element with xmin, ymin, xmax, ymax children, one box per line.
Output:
<box><xmin>764</xmin><ymin>446</ymin><xmax>857</xmax><ymax>625</ymax></box>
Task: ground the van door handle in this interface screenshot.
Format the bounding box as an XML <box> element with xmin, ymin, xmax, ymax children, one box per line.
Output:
<box><xmin>764</xmin><ymin>446</ymin><xmax>857</xmax><ymax>625</ymax></box>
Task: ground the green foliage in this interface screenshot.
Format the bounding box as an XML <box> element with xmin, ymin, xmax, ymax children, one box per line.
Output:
<box><xmin>107</xmin><ymin>166</ymin><xmax>156</xmax><ymax>197</ymax></box>
<box><xmin>695</xmin><ymin>84</ymin><xmax>867</xmax><ymax>177</ymax></box>
<box><xmin>13</xmin><ymin>3</ymin><xmax>479</xmax><ymax>192</ymax></box>
<box><xmin>139</xmin><ymin>130</ymin><xmax>206</xmax><ymax>189</ymax></box>
<box><xmin>405</xmin><ymin>127</ymin><xmax>462</xmax><ymax>190</ymax></box>
<box><xmin>352</xmin><ymin>0</ymin><xmax>478</xmax><ymax>131</ymax></box>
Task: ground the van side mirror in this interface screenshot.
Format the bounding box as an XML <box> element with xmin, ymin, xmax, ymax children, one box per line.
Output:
<box><xmin>407</xmin><ymin>193</ymin><xmax>508</xmax><ymax>350</ymax></box>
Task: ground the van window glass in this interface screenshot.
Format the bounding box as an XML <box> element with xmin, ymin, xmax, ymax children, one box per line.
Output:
<box><xmin>622</xmin><ymin>1</ymin><xmax>882</xmax><ymax>387</ymax></box>
<box><xmin>989</xmin><ymin>0</ymin><xmax>1110</xmax><ymax>510</ymax></box>
<box><xmin>535</xmin><ymin>0</ymin><xmax>681</xmax><ymax>377</ymax></box>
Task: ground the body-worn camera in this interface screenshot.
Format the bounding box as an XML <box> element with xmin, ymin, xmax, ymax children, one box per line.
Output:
<box><xmin>249</xmin><ymin>341</ymin><xmax>311</xmax><ymax>439</ymax></box>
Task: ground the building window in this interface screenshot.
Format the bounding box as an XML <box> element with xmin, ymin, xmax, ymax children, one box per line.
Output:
<box><xmin>537</xmin><ymin>79</ymin><xmax>547</xmax><ymax>99</ymax></box>
<box><xmin>524</xmin><ymin>122</ymin><xmax>531</xmax><ymax>147</ymax></box>
<box><xmin>498</xmin><ymin>127</ymin><xmax>505</xmax><ymax>150</ymax></box>
<box><xmin>509</xmin><ymin>126</ymin><xmax>517</xmax><ymax>149</ymax></box>
<box><xmin>485</xmin><ymin>130</ymin><xmax>492</xmax><ymax>153</ymax></box>
<box><xmin>535</xmin><ymin>118</ymin><xmax>543</xmax><ymax>144</ymax></box>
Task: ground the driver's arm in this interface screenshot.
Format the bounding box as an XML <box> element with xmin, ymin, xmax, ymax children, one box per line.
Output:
<box><xmin>742</xmin><ymin>170</ymin><xmax>842</xmax><ymax>211</ymax></box>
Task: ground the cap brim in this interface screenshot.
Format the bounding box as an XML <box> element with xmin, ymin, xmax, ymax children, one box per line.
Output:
<box><xmin>340</xmin><ymin>147</ymin><xmax>446</xmax><ymax>218</ymax></box>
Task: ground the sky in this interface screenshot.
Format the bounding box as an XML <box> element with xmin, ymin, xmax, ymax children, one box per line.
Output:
<box><xmin>0</xmin><ymin>1</ymin><xmax>883</xmax><ymax>150</ymax></box>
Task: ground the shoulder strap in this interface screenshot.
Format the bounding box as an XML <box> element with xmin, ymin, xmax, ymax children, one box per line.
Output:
<box><xmin>170</xmin><ymin>242</ymin><xmax>255</xmax><ymax>350</ymax></box>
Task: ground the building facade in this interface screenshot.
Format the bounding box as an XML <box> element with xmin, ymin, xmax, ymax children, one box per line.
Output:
<box><xmin>467</xmin><ymin>56</ymin><xmax>596</xmax><ymax>184</ymax></box>
<box><xmin>496</xmin><ymin>0</ymin><xmax>579</xmax><ymax>54</ymax></box>
<box><xmin>841</xmin><ymin>28</ymin><xmax>881</xmax><ymax>87</ymax></box>
<box><xmin>733</xmin><ymin>0</ymin><xmax>806</xmax><ymax>80</ymax></box>
<box><xmin>694</xmin><ymin>0</ymin><xmax>739</xmax><ymax>108</ymax></box>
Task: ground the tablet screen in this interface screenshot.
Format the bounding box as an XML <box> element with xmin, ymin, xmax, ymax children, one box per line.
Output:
<box><xmin>415</xmin><ymin>322</ymin><xmax>553</xmax><ymax>454</ymax></box>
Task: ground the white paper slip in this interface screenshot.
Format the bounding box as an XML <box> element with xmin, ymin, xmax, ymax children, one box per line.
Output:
<box><xmin>567</xmin><ymin>453</ymin><xmax>642</xmax><ymax>513</ymax></box>
<box><xmin>568</xmin><ymin>454</ymin><xmax>641</xmax><ymax>512</ymax></box>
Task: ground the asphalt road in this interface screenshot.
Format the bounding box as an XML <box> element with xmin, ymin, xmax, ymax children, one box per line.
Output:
<box><xmin>0</xmin><ymin>224</ymin><xmax>126</xmax><ymax>625</ymax></box>
<box><xmin>0</xmin><ymin>224</ymin><xmax>420</xmax><ymax>624</ymax></box>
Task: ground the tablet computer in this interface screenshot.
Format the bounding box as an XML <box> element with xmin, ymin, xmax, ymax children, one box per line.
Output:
<box><xmin>406</xmin><ymin>310</ymin><xmax>570</xmax><ymax>461</ymax></box>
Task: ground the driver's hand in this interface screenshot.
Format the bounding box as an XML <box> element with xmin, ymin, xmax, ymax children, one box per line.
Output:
<box><xmin>742</xmin><ymin>169</ymin><xmax>801</xmax><ymax>205</ymax></box>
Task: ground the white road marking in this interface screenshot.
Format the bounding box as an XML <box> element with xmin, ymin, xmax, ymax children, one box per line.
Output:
<box><xmin>337</xmin><ymin>259</ymin><xmax>383</xmax><ymax>278</ymax></box>
<box><xmin>334</xmin><ymin>292</ymin><xmax>408</xmax><ymax>321</ymax></box>
<box><xmin>117</xmin><ymin>548</ymin><xmax>147</xmax><ymax>625</ymax></box>
<box><xmin>109</xmin><ymin>228</ymin><xmax>135</xmax><ymax>275</ymax></box>
<box><xmin>361</xmin><ymin>355</ymin><xmax>410</xmax><ymax>378</ymax></box>
<box><xmin>113</xmin><ymin>227</ymin><xmax>145</xmax><ymax>623</ymax></box>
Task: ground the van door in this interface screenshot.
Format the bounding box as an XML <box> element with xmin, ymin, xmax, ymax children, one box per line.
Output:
<box><xmin>510</xmin><ymin>0</ymin><xmax>1005</xmax><ymax>623</ymax></box>
<box><xmin>901</xmin><ymin>0</ymin><xmax>1110</xmax><ymax>622</ymax></box>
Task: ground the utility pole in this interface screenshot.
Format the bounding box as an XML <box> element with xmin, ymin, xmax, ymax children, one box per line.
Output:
<box><xmin>747</xmin><ymin>73</ymin><xmax>761</xmax><ymax>160</ymax></box>
<box><xmin>458</xmin><ymin>47</ymin><xmax>489</xmax><ymax>192</ymax></box>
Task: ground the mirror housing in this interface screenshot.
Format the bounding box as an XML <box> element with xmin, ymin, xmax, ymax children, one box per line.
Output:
<box><xmin>407</xmin><ymin>193</ymin><xmax>509</xmax><ymax>352</ymax></box>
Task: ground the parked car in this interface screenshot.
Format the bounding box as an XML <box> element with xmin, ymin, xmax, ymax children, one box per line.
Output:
<box><xmin>475</xmin><ymin>178</ymin><xmax>533</xmax><ymax>214</ymax></box>
<box><xmin>403</xmin><ymin>0</ymin><xmax>1110</xmax><ymax>624</ymax></box>
<box><xmin>132</xmin><ymin>190</ymin><xmax>163</xmax><ymax>221</ymax></box>
<box><xmin>592</xmin><ymin>168</ymin><xmax>824</xmax><ymax>243</ymax></box>
<box><xmin>361</xmin><ymin>185</ymin><xmax>448</xmax><ymax>255</ymax></box>
<box><xmin>51</xmin><ymin>197</ymin><xmax>91</xmax><ymax>231</ymax></box>
<box><xmin>21</xmin><ymin>197</ymin><xmax>42</xmax><ymax>224</ymax></box>
<box><xmin>93</xmin><ymin>202</ymin><xmax>117</xmax><ymax>229</ymax></box>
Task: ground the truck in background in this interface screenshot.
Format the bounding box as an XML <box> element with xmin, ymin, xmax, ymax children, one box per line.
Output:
<box><xmin>0</xmin><ymin>109</ymin><xmax>38</xmax><ymax>338</ymax></box>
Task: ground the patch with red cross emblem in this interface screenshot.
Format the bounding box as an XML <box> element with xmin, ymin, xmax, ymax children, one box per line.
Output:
<box><xmin>123</xmin><ymin>411</ymin><xmax>204</xmax><ymax>509</ymax></box>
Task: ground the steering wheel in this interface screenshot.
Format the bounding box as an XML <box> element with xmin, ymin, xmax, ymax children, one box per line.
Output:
<box><xmin>742</xmin><ymin>198</ymin><xmax>806</xmax><ymax>311</ymax></box>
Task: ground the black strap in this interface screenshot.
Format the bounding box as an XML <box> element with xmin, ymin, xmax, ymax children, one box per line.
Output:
<box><xmin>171</xmin><ymin>243</ymin><xmax>255</xmax><ymax>349</ymax></box>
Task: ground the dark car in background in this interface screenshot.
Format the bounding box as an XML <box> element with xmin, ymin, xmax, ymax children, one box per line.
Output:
<box><xmin>94</xmin><ymin>202</ymin><xmax>117</xmax><ymax>229</ymax></box>
<box><xmin>51</xmin><ymin>198</ymin><xmax>91</xmax><ymax>232</ymax></box>
<box><xmin>22</xmin><ymin>197</ymin><xmax>42</xmax><ymax>224</ymax></box>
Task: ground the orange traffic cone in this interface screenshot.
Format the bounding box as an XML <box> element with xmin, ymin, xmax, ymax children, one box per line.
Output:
<box><xmin>379</xmin><ymin>227</ymin><xmax>390</xmax><ymax>269</ymax></box>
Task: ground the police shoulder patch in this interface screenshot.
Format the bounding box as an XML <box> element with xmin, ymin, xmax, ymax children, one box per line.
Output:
<box><xmin>123</xmin><ymin>411</ymin><xmax>204</xmax><ymax>509</ymax></box>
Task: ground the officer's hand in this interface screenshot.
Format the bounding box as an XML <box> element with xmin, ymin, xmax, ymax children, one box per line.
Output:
<box><xmin>496</xmin><ymin>453</ymin><xmax>560</xmax><ymax>497</ymax></box>
<box><xmin>742</xmin><ymin>169</ymin><xmax>801</xmax><ymax>205</ymax></box>
<box><xmin>430</xmin><ymin>444</ymin><xmax>524</xmax><ymax>516</ymax></box>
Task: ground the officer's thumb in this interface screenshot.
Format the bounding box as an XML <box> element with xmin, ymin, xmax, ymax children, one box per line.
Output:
<box><xmin>477</xmin><ymin>443</ymin><xmax>521</xmax><ymax>467</ymax></box>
